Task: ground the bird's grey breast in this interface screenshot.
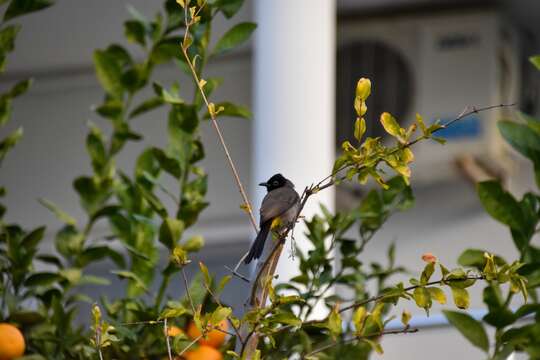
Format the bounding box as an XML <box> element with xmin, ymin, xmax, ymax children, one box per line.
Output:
<box><xmin>260</xmin><ymin>186</ymin><xmax>300</xmax><ymax>224</ymax></box>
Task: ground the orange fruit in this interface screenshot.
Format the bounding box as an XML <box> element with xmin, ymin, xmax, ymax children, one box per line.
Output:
<box><xmin>0</xmin><ymin>323</ymin><xmax>25</xmax><ymax>360</ymax></box>
<box><xmin>167</xmin><ymin>325</ymin><xmax>183</xmax><ymax>337</ymax></box>
<box><xmin>183</xmin><ymin>345</ymin><xmax>222</xmax><ymax>360</ymax></box>
<box><xmin>186</xmin><ymin>320</ymin><xmax>228</xmax><ymax>348</ymax></box>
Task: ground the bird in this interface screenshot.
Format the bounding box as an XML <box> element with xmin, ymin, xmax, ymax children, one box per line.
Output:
<box><xmin>244</xmin><ymin>173</ymin><xmax>300</xmax><ymax>264</ymax></box>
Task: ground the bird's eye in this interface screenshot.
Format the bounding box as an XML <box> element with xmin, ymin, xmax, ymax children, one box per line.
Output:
<box><xmin>273</xmin><ymin>180</ymin><xmax>279</xmax><ymax>186</ymax></box>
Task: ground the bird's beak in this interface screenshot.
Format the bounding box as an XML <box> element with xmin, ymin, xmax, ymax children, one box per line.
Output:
<box><xmin>259</xmin><ymin>182</ymin><xmax>269</xmax><ymax>187</ymax></box>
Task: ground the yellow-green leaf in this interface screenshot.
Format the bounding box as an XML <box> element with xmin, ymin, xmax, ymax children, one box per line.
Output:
<box><xmin>401</xmin><ymin>310</ymin><xmax>411</xmax><ymax>326</ymax></box>
<box><xmin>354</xmin><ymin>117</ymin><xmax>366</xmax><ymax>141</ymax></box>
<box><xmin>354</xmin><ymin>97</ymin><xmax>367</xmax><ymax>117</ymax></box>
<box><xmin>327</xmin><ymin>306</ymin><xmax>342</xmax><ymax>339</ymax></box>
<box><xmin>171</xmin><ymin>246</ymin><xmax>189</xmax><ymax>265</ymax></box>
<box><xmin>451</xmin><ymin>287</ymin><xmax>470</xmax><ymax>309</ymax></box>
<box><xmin>380</xmin><ymin>112</ymin><xmax>402</xmax><ymax>138</ymax></box>
<box><xmin>199</xmin><ymin>261</ymin><xmax>211</xmax><ymax>286</ymax></box>
<box><xmin>355</xmin><ymin>78</ymin><xmax>371</xmax><ymax>100</ymax></box>
<box><xmin>428</xmin><ymin>287</ymin><xmax>447</xmax><ymax>304</ymax></box>
<box><xmin>413</xmin><ymin>287</ymin><xmax>431</xmax><ymax>310</ymax></box>
<box><xmin>353</xmin><ymin>306</ymin><xmax>367</xmax><ymax>334</ymax></box>
<box><xmin>184</xmin><ymin>235</ymin><xmax>204</xmax><ymax>252</ymax></box>
<box><xmin>416</xmin><ymin>113</ymin><xmax>427</xmax><ymax>134</ymax></box>
<box><xmin>363</xmin><ymin>339</ymin><xmax>383</xmax><ymax>354</ymax></box>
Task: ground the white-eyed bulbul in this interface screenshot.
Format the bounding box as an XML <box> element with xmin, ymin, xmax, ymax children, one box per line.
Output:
<box><xmin>244</xmin><ymin>173</ymin><xmax>300</xmax><ymax>264</ymax></box>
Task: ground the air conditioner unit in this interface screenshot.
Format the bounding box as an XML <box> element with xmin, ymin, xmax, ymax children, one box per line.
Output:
<box><xmin>336</xmin><ymin>7</ymin><xmax>521</xmax><ymax>186</ymax></box>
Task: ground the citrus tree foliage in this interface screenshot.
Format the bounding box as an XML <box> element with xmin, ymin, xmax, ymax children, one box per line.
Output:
<box><xmin>443</xmin><ymin>56</ymin><xmax>540</xmax><ymax>360</ymax></box>
<box><xmin>0</xmin><ymin>1</ymin><xmax>531</xmax><ymax>359</ymax></box>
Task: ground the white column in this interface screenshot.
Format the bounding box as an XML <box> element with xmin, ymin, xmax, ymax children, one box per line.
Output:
<box><xmin>252</xmin><ymin>0</ymin><xmax>336</xmax><ymax>307</ymax></box>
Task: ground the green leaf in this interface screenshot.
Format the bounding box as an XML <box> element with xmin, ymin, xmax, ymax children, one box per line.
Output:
<box><xmin>93</xmin><ymin>49</ymin><xmax>124</xmax><ymax>99</ymax></box>
<box><xmin>24</xmin><ymin>272</ymin><xmax>61</xmax><ymax>287</ymax></box>
<box><xmin>9</xmin><ymin>78</ymin><xmax>32</xmax><ymax>97</ymax></box>
<box><xmin>59</xmin><ymin>268</ymin><xmax>82</xmax><ymax>284</ymax></box>
<box><xmin>458</xmin><ymin>249</ymin><xmax>486</xmax><ymax>269</ymax></box>
<box><xmin>153</xmin><ymin>82</ymin><xmax>184</xmax><ymax>105</ymax></box>
<box><xmin>79</xmin><ymin>246</ymin><xmax>125</xmax><ymax>268</ymax></box>
<box><xmin>451</xmin><ymin>287</ymin><xmax>470</xmax><ymax>309</ymax></box>
<box><xmin>213</xmin><ymin>22</ymin><xmax>256</xmax><ymax>56</ymax></box>
<box><xmin>184</xmin><ymin>235</ymin><xmax>204</xmax><ymax>252</ymax></box>
<box><xmin>4</xmin><ymin>0</ymin><xmax>53</xmax><ymax>21</ymax></box>
<box><xmin>530</xmin><ymin>56</ymin><xmax>540</xmax><ymax>71</ymax></box>
<box><xmin>498</xmin><ymin>120</ymin><xmax>540</xmax><ymax>162</ymax></box>
<box><xmin>129</xmin><ymin>97</ymin><xmax>164</xmax><ymax>119</ymax></box>
<box><xmin>159</xmin><ymin>217</ymin><xmax>184</xmax><ymax>249</ymax></box>
<box><xmin>216</xmin><ymin>275</ymin><xmax>231</xmax><ymax>296</ymax></box>
<box><xmin>327</xmin><ymin>306</ymin><xmax>342</xmax><ymax>339</ymax></box>
<box><xmin>80</xmin><ymin>275</ymin><xmax>111</xmax><ymax>286</ymax></box>
<box><xmin>199</xmin><ymin>261</ymin><xmax>211</xmax><ymax>287</ymax></box>
<box><xmin>270</xmin><ymin>311</ymin><xmax>302</xmax><ymax>327</ymax></box>
<box><xmin>38</xmin><ymin>198</ymin><xmax>77</xmax><ymax>225</ymax></box>
<box><xmin>215</xmin><ymin>0</ymin><xmax>245</xmax><ymax>19</ymax></box>
<box><xmin>137</xmin><ymin>184</ymin><xmax>167</xmax><ymax>217</ymax></box>
<box><xmin>20</xmin><ymin>225</ymin><xmax>45</xmax><ymax>250</ymax></box>
<box><xmin>477</xmin><ymin>181</ymin><xmax>525</xmax><ymax>231</ymax></box>
<box><xmin>210</xmin><ymin>306</ymin><xmax>232</xmax><ymax>325</ymax></box>
<box><xmin>159</xmin><ymin>304</ymin><xmax>187</xmax><ymax>319</ymax></box>
<box><xmin>54</xmin><ymin>225</ymin><xmax>83</xmax><ymax>257</ymax></box>
<box><xmin>0</xmin><ymin>127</ymin><xmax>22</xmax><ymax>163</ymax></box>
<box><xmin>443</xmin><ymin>310</ymin><xmax>489</xmax><ymax>352</ymax></box>
<box><xmin>0</xmin><ymin>24</ymin><xmax>20</xmax><ymax>55</ymax></box>
<box><xmin>124</xmin><ymin>20</ymin><xmax>146</xmax><ymax>46</ymax></box>
<box><xmin>363</xmin><ymin>339</ymin><xmax>383</xmax><ymax>354</ymax></box>
<box><xmin>420</xmin><ymin>262</ymin><xmax>435</xmax><ymax>284</ymax></box>
<box><xmin>182</xmin><ymin>272</ymin><xmax>207</xmax><ymax>308</ymax></box>
<box><xmin>111</xmin><ymin>270</ymin><xmax>148</xmax><ymax>291</ymax></box>
<box><xmin>0</xmin><ymin>97</ymin><xmax>12</xmax><ymax>127</ymax></box>
<box><xmin>151</xmin><ymin>147</ymin><xmax>182</xmax><ymax>178</ymax></box>
<box><xmin>150</xmin><ymin>36</ymin><xmax>182</xmax><ymax>65</ymax></box>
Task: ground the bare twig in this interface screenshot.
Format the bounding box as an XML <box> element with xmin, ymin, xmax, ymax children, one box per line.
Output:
<box><xmin>181</xmin><ymin>4</ymin><xmax>258</xmax><ymax>232</ymax></box>
<box><xmin>304</xmin><ymin>327</ymin><xmax>419</xmax><ymax>358</ymax></box>
<box><xmin>164</xmin><ymin>318</ymin><xmax>173</xmax><ymax>360</ymax></box>
<box><xmin>339</xmin><ymin>275</ymin><xmax>485</xmax><ymax>313</ymax></box>
<box><xmin>95</xmin><ymin>326</ymin><xmax>104</xmax><ymax>360</ymax></box>
<box><xmin>181</xmin><ymin>267</ymin><xmax>196</xmax><ymax>313</ymax></box>
<box><xmin>178</xmin><ymin>334</ymin><xmax>203</xmax><ymax>356</ymax></box>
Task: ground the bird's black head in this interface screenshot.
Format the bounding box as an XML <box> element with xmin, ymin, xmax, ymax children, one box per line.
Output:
<box><xmin>259</xmin><ymin>173</ymin><xmax>292</xmax><ymax>192</ymax></box>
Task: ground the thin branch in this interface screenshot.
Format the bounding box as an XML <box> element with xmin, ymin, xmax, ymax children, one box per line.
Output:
<box><xmin>178</xmin><ymin>334</ymin><xmax>203</xmax><ymax>356</ymax></box>
<box><xmin>181</xmin><ymin>267</ymin><xmax>196</xmax><ymax>313</ymax></box>
<box><xmin>339</xmin><ymin>275</ymin><xmax>485</xmax><ymax>314</ymax></box>
<box><xmin>313</xmin><ymin>103</ymin><xmax>517</xmax><ymax>193</ymax></box>
<box><xmin>120</xmin><ymin>320</ymin><xmax>164</xmax><ymax>326</ymax></box>
<box><xmin>304</xmin><ymin>327</ymin><xmax>419</xmax><ymax>358</ymax></box>
<box><xmin>95</xmin><ymin>325</ymin><xmax>104</xmax><ymax>360</ymax></box>
<box><xmin>181</xmin><ymin>5</ymin><xmax>258</xmax><ymax>232</ymax></box>
<box><xmin>164</xmin><ymin>318</ymin><xmax>173</xmax><ymax>360</ymax></box>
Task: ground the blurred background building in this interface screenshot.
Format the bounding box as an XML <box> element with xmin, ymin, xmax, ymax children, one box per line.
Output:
<box><xmin>1</xmin><ymin>0</ymin><xmax>539</xmax><ymax>358</ymax></box>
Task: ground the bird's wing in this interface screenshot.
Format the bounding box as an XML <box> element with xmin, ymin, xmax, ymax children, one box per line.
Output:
<box><xmin>259</xmin><ymin>187</ymin><xmax>299</xmax><ymax>224</ymax></box>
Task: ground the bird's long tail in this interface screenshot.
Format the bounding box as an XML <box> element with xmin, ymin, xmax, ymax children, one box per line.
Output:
<box><xmin>244</xmin><ymin>221</ymin><xmax>271</xmax><ymax>264</ymax></box>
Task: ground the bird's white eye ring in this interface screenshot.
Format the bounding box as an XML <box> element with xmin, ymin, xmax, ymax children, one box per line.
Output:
<box><xmin>273</xmin><ymin>181</ymin><xmax>279</xmax><ymax>186</ymax></box>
